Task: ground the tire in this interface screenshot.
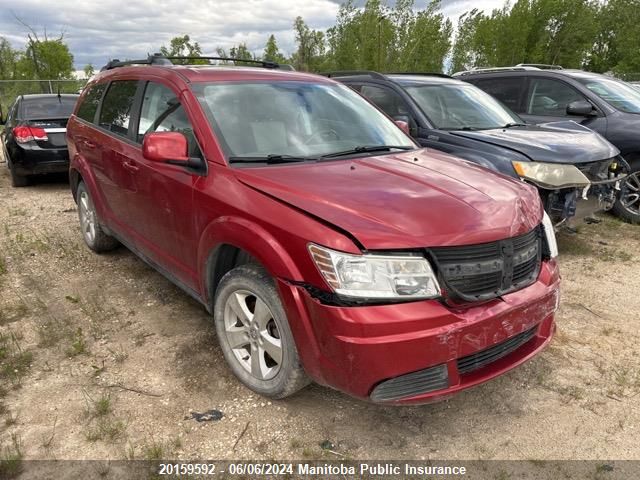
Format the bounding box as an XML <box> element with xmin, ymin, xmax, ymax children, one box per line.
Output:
<box><xmin>612</xmin><ymin>159</ymin><xmax>640</xmax><ymax>224</ymax></box>
<box><xmin>76</xmin><ymin>181</ymin><xmax>119</xmax><ymax>252</ymax></box>
<box><xmin>7</xmin><ymin>157</ymin><xmax>29</xmax><ymax>187</ymax></box>
<box><xmin>213</xmin><ymin>264</ymin><xmax>310</xmax><ymax>399</ymax></box>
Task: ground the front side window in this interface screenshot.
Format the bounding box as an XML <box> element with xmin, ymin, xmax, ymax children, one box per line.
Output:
<box><xmin>576</xmin><ymin>77</ymin><xmax>640</xmax><ymax>114</ymax></box>
<box><xmin>473</xmin><ymin>77</ymin><xmax>524</xmax><ymax>112</ymax></box>
<box><xmin>138</xmin><ymin>82</ymin><xmax>201</xmax><ymax>157</ymax></box>
<box><xmin>77</xmin><ymin>83</ymin><xmax>106</xmax><ymax>123</ymax></box>
<box><xmin>192</xmin><ymin>81</ymin><xmax>415</xmax><ymax>162</ymax></box>
<box><xmin>526</xmin><ymin>78</ymin><xmax>585</xmax><ymax>116</ymax></box>
<box><xmin>405</xmin><ymin>84</ymin><xmax>522</xmax><ymax>130</ymax></box>
<box><xmin>98</xmin><ymin>81</ymin><xmax>138</xmax><ymax>137</ymax></box>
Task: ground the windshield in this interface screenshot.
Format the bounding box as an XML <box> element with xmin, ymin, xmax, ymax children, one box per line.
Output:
<box><xmin>22</xmin><ymin>96</ymin><xmax>78</xmax><ymax>119</ymax></box>
<box><xmin>404</xmin><ymin>83</ymin><xmax>522</xmax><ymax>130</ymax></box>
<box><xmin>576</xmin><ymin>77</ymin><xmax>640</xmax><ymax>114</ymax></box>
<box><xmin>192</xmin><ymin>81</ymin><xmax>415</xmax><ymax>162</ymax></box>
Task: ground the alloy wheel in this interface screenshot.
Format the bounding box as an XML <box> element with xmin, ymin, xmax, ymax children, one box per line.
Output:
<box><xmin>223</xmin><ymin>289</ymin><xmax>283</xmax><ymax>381</ymax></box>
<box><xmin>78</xmin><ymin>190</ymin><xmax>97</xmax><ymax>244</ymax></box>
<box><xmin>621</xmin><ymin>172</ymin><xmax>640</xmax><ymax>215</ymax></box>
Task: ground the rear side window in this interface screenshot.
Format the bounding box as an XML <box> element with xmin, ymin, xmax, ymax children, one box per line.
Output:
<box><xmin>525</xmin><ymin>78</ymin><xmax>586</xmax><ymax>116</ymax></box>
<box><xmin>473</xmin><ymin>77</ymin><xmax>524</xmax><ymax>112</ymax></box>
<box><xmin>99</xmin><ymin>81</ymin><xmax>138</xmax><ymax>137</ymax></box>
<box><xmin>77</xmin><ymin>84</ymin><xmax>106</xmax><ymax>123</ymax></box>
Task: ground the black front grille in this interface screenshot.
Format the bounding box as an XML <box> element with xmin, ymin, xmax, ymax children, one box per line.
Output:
<box><xmin>457</xmin><ymin>326</ymin><xmax>537</xmax><ymax>375</ymax></box>
<box><xmin>370</xmin><ymin>364</ymin><xmax>449</xmax><ymax>402</ymax></box>
<box><xmin>430</xmin><ymin>227</ymin><xmax>542</xmax><ymax>301</ymax></box>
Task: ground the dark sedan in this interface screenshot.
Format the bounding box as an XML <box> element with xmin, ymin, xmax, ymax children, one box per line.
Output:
<box><xmin>1</xmin><ymin>93</ymin><xmax>79</xmax><ymax>187</ymax></box>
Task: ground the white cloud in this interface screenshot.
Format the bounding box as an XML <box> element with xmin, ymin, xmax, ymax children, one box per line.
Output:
<box><xmin>0</xmin><ymin>0</ymin><xmax>339</xmax><ymax>69</ymax></box>
<box><xmin>0</xmin><ymin>0</ymin><xmax>503</xmax><ymax>69</ymax></box>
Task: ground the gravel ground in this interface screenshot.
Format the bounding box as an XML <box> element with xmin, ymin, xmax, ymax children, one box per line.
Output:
<box><xmin>0</xmin><ymin>156</ymin><xmax>639</xmax><ymax>465</ymax></box>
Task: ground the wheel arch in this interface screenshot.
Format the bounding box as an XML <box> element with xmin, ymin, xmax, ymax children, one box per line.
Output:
<box><xmin>198</xmin><ymin>216</ymin><xmax>303</xmax><ymax>310</ymax></box>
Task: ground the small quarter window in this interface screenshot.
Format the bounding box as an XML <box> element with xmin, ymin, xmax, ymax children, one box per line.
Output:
<box><xmin>76</xmin><ymin>83</ymin><xmax>106</xmax><ymax>123</ymax></box>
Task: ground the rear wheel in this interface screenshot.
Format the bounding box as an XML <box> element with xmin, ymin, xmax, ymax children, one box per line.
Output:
<box><xmin>612</xmin><ymin>159</ymin><xmax>640</xmax><ymax>224</ymax></box>
<box><xmin>213</xmin><ymin>264</ymin><xmax>309</xmax><ymax>398</ymax></box>
<box><xmin>7</xmin><ymin>157</ymin><xmax>29</xmax><ymax>187</ymax></box>
<box><xmin>76</xmin><ymin>181</ymin><xmax>119</xmax><ymax>252</ymax></box>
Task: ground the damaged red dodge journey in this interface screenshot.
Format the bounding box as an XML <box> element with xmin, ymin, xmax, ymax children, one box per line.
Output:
<box><xmin>66</xmin><ymin>55</ymin><xmax>560</xmax><ymax>404</ymax></box>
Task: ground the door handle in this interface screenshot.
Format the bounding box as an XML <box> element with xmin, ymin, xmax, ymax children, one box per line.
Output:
<box><xmin>84</xmin><ymin>140</ymin><xmax>96</xmax><ymax>149</ymax></box>
<box><xmin>122</xmin><ymin>160</ymin><xmax>139</xmax><ymax>172</ymax></box>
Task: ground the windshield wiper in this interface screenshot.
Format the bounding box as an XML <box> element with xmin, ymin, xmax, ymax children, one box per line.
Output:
<box><xmin>320</xmin><ymin>145</ymin><xmax>413</xmax><ymax>159</ymax></box>
<box><xmin>502</xmin><ymin>122</ymin><xmax>528</xmax><ymax>128</ymax></box>
<box><xmin>228</xmin><ymin>154</ymin><xmax>315</xmax><ymax>165</ymax></box>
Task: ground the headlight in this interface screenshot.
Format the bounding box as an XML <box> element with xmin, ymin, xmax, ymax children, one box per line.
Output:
<box><xmin>512</xmin><ymin>161</ymin><xmax>590</xmax><ymax>189</ymax></box>
<box><xmin>308</xmin><ymin>244</ymin><xmax>440</xmax><ymax>300</ymax></box>
<box><xmin>541</xmin><ymin>212</ymin><xmax>558</xmax><ymax>258</ymax></box>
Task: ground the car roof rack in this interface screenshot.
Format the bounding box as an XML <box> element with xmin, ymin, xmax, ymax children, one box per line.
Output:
<box><xmin>452</xmin><ymin>64</ymin><xmax>565</xmax><ymax>77</ymax></box>
<box><xmin>101</xmin><ymin>53</ymin><xmax>286</xmax><ymax>71</ymax></box>
<box><xmin>386</xmin><ymin>72</ymin><xmax>452</xmax><ymax>79</ymax></box>
<box><xmin>323</xmin><ymin>70</ymin><xmax>387</xmax><ymax>80</ymax></box>
<box><xmin>515</xmin><ymin>63</ymin><xmax>563</xmax><ymax>70</ymax></box>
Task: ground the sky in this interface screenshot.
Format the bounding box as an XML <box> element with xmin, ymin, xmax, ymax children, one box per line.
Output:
<box><xmin>0</xmin><ymin>0</ymin><xmax>505</xmax><ymax>72</ymax></box>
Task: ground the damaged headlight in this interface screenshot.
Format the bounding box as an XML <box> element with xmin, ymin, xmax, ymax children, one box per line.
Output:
<box><xmin>308</xmin><ymin>244</ymin><xmax>440</xmax><ymax>300</ymax></box>
<box><xmin>541</xmin><ymin>212</ymin><xmax>559</xmax><ymax>258</ymax></box>
<box><xmin>512</xmin><ymin>161</ymin><xmax>590</xmax><ymax>189</ymax></box>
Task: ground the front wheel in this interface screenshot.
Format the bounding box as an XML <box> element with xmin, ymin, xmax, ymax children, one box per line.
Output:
<box><xmin>213</xmin><ymin>264</ymin><xmax>310</xmax><ymax>398</ymax></box>
<box><xmin>612</xmin><ymin>162</ymin><xmax>640</xmax><ymax>224</ymax></box>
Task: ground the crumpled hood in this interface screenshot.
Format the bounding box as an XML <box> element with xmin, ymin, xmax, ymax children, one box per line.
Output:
<box><xmin>451</xmin><ymin>121</ymin><xmax>619</xmax><ymax>164</ymax></box>
<box><xmin>233</xmin><ymin>149</ymin><xmax>543</xmax><ymax>250</ymax></box>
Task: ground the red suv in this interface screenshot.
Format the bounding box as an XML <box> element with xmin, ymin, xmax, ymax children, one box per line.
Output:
<box><xmin>66</xmin><ymin>55</ymin><xmax>561</xmax><ymax>404</ymax></box>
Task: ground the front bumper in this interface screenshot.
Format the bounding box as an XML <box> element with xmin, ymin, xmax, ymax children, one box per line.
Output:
<box><xmin>278</xmin><ymin>259</ymin><xmax>560</xmax><ymax>404</ymax></box>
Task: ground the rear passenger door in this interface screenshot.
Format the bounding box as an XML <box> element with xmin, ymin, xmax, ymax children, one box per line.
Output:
<box><xmin>127</xmin><ymin>80</ymin><xmax>204</xmax><ymax>290</ymax></box>
<box><xmin>92</xmin><ymin>80</ymin><xmax>143</xmax><ymax>234</ymax></box>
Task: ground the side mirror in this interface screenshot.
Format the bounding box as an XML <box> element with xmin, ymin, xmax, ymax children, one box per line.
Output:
<box><xmin>566</xmin><ymin>100</ymin><xmax>596</xmax><ymax>117</ymax></box>
<box><xmin>394</xmin><ymin>119</ymin><xmax>410</xmax><ymax>135</ymax></box>
<box><xmin>142</xmin><ymin>131</ymin><xmax>203</xmax><ymax>170</ymax></box>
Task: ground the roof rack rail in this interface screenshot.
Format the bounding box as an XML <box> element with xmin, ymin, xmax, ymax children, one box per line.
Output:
<box><xmin>451</xmin><ymin>65</ymin><xmax>541</xmax><ymax>77</ymax></box>
<box><xmin>516</xmin><ymin>63</ymin><xmax>563</xmax><ymax>70</ymax></box>
<box><xmin>323</xmin><ymin>70</ymin><xmax>387</xmax><ymax>80</ymax></box>
<box><xmin>386</xmin><ymin>72</ymin><xmax>452</xmax><ymax>78</ymax></box>
<box><xmin>101</xmin><ymin>53</ymin><xmax>288</xmax><ymax>71</ymax></box>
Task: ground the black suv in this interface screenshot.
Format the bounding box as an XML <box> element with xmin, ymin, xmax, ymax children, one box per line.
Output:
<box><xmin>331</xmin><ymin>71</ymin><xmax>625</xmax><ymax>226</ymax></box>
<box><xmin>454</xmin><ymin>65</ymin><xmax>640</xmax><ymax>224</ymax></box>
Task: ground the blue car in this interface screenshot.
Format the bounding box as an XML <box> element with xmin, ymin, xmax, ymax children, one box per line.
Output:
<box><xmin>331</xmin><ymin>71</ymin><xmax>626</xmax><ymax>227</ymax></box>
<box><xmin>455</xmin><ymin>65</ymin><xmax>640</xmax><ymax>224</ymax></box>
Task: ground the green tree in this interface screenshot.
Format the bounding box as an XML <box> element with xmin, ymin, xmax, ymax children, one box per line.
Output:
<box><xmin>587</xmin><ymin>0</ymin><xmax>640</xmax><ymax>77</ymax></box>
<box><xmin>160</xmin><ymin>34</ymin><xmax>207</xmax><ymax>64</ymax></box>
<box><xmin>263</xmin><ymin>35</ymin><xmax>287</xmax><ymax>64</ymax></box>
<box><xmin>83</xmin><ymin>63</ymin><xmax>95</xmax><ymax>79</ymax></box>
<box><xmin>16</xmin><ymin>34</ymin><xmax>74</xmax><ymax>80</ymax></box>
<box><xmin>292</xmin><ymin>16</ymin><xmax>326</xmax><ymax>71</ymax></box>
<box><xmin>0</xmin><ymin>37</ymin><xmax>19</xmax><ymax>79</ymax></box>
